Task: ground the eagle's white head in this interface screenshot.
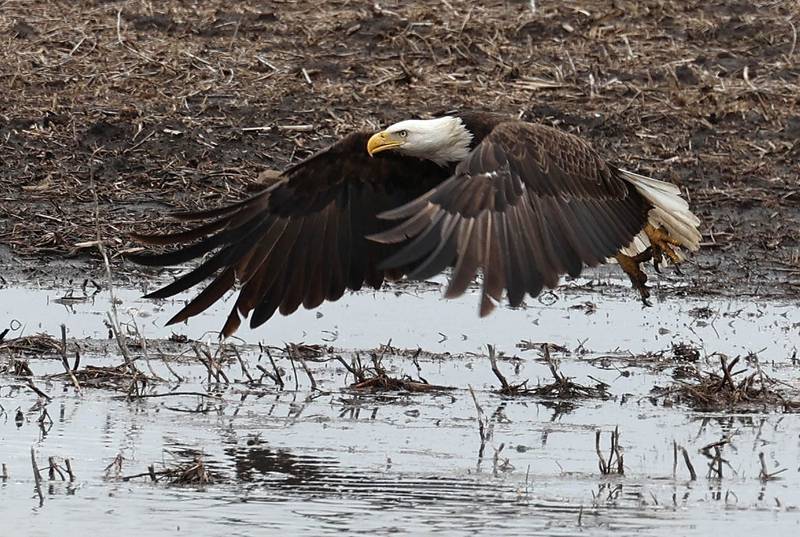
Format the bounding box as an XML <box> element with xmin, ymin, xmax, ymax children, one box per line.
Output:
<box><xmin>367</xmin><ymin>116</ymin><xmax>473</xmax><ymax>166</ymax></box>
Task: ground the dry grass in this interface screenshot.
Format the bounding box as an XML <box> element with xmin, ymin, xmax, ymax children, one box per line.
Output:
<box><xmin>121</xmin><ymin>454</ymin><xmax>215</xmax><ymax>485</ymax></box>
<box><xmin>653</xmin><ymin>353</ymin><xmax>794</xmax><ymax>411</ymax></box>
<box><xmin>0</xmin><ymin>0</ymin><xmax>798</xmax><ymax>290</ymax></box>
<box><xmin>338</xmin><ymin>345</ymin><xmax>454</xmax><ymax>392</ymax></box>
<box><xmin>0</xmin><ymin>334</ymin><xmax>62</xmax><ymax>356</ymax></box>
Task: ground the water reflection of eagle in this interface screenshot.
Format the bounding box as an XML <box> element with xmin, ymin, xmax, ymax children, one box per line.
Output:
<box><xmin>130</xmin><ymin>112</ymin><xmax>701</xmax><ymax>336</ymax></box>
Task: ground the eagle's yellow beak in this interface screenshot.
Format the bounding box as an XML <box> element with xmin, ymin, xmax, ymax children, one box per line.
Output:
<box><xmin>367</xmin><ymin>131</ymin><xmax>404</xmax><ymax>156</ymax></box>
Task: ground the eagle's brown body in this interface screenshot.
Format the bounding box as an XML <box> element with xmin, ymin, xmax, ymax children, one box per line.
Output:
<box><xmin>130</xmin><ymin>112</ymin><xmax>698</xmax><ymax>336</ymax></box>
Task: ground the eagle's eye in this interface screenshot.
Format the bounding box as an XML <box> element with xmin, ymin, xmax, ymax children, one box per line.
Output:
<box><xmin>398</xmin><ymin>130</ymin><xmax>408</xmax><ymax>138</ymax></box>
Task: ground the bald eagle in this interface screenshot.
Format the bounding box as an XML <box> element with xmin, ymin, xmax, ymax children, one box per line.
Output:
<box><xmin>130</xmin><ymin>112</ymin><xmax>701</xmax><ymax>337</ymax></box>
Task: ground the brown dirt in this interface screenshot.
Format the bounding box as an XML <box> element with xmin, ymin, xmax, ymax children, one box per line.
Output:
<box><xmin>1</xmin><ymin>0</ymin><xmax>798</xmax><ymax>296</ymax></box>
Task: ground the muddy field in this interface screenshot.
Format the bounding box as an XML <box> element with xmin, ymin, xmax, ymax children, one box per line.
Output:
<box><xmin>1</xmin><ymin>1</ymin><xmax>799</xmax><ymax>536</ymax></box>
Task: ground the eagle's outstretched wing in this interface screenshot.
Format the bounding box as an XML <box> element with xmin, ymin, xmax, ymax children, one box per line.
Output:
<box><xmin>371</xmin><ymin>121</ymin><xmax>650</xmax><ymax>315</ymax></box>
<box><xmin>129</xmin><ymin>132</ymin><xmax>447</xmax><ymax>336</ymax></box>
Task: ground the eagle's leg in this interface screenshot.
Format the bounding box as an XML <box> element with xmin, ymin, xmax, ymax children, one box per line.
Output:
<box><xmin>615</xmin><ymin>249</ymin><xmax>653</xmax><ymax>306</ymax></box>
<box><xmin>644</xmin><ymin>223</ymin><xmax>683</xmax><ymax>274</ymax></box>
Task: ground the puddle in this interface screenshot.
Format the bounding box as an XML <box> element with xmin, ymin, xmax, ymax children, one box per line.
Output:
<box><xmin>2</xmin><ymin>274</ymin><xmax>797</xmax><ymax>357</ymax></box>
<box><xmin>1</xmin><ymin>276</ymin><xmax>800</xmax><ymax>536</ymax></box>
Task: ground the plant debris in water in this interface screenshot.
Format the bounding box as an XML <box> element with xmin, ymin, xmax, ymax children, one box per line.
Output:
<box><xmin>121</xmin><ymin>455</ymin><xmax>215</xmax><ymax>486</ymax></box>
<box><xmin>652</xmin><ymin>354</ymin><xmax>794</xmax><ymax>411</ymax></box>
<box><xmin>489</xmin><ymin>344</ymin><xmax>610</xmax><ymax>400</ymax></box>
<box><xmin>0</xmin><ymin>334</ymin><xmax>62</xmax><ymax>357</ymax></box>
<box><xmin>339</xmin><ymin>346</ymin><xmax>454</xmax><ymax>393</ymax></box>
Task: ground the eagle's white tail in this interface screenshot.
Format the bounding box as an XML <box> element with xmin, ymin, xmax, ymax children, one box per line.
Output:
<box><xmin>617</xmin><ymin>169</ymin><xmax>701</xmax><ymax>259</ymax></box>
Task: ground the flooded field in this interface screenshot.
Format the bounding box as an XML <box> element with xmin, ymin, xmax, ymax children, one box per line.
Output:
<box><xmin>2</xmin><ymin>274</ymin><xmax>799</xmax><ymax>536</ymax></box>
<box><xmin>1</xmin><ymin>0</ymin><xmax>799</xmax><ymax>534</ymax></box>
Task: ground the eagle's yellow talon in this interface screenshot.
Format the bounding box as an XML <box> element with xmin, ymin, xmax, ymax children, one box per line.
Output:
<box><xmin>645</xmin><ymin>223</ymin><xmax>682</xmax><ymax>271</ymax></box>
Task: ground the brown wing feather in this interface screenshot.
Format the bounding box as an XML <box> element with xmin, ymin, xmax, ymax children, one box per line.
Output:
<box><xmin>129</xmin><ymin>131</ymin><xmax>448</xmax><ymax>336</ymax></box>
<box><xmin>372</xmin><ymin>121</ymin><xmax>650</xmax><ymax>315</ymax></box>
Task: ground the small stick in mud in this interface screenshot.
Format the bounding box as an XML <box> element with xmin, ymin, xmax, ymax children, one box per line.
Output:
<box><xmin>155</xmin><ymin>345</ymin><xmax>184</xmax><ymax>383</ymax></box>
<box><xmin>486</xmin><ymin>345</ymin><xmax>531</xmax><ymax>395</ymax></box>
<box><xmin>298</xmin><ymin>357</ymin><xmax>317</xmax><ymax>391</ymax></box>
<box><xmin>468</xmin><ymin>385</ymin><xmax>491</xmax><ymax>460</ymax></box>
<box><xmin>194</xmin><ymin>344</ymin><xmax>229</xmax><ymax>384</ymax></box>
<box><xmin>31</xmin><ymin>447</ymin><xmax>43</xmax><ymax>505</ymax></box>
<box><xmin>336</xmin><ymin>353</ymin><xmax>367</xmax><ymax>384</ymax></box>
<box><xmin>48</xmin><ymin>456</ymin><xmax>65</xmax><ymax>481</ymax></box>
<box><xmin>255</xmin><ymin>363</ymin><xmax>284</xmax><ymax>388</ymax></box>
<box><xmin>613</xmin><ymin>427</ymin><xmax>624</xmax><ymax>474</ymax></box>
<box><xmin>595</xmin><ymin>431</ymin><xmax>608</xmax><ymax>474</ymax></box>
<box><xmin>266</xmin><ymin>348</ymin><xmax>284</xmax><ymax>389</ymax></box>
<box><xmin>104</xmin><ymin>453</ymin><xmax>125</xmax><ymax>478</ymax></box>
<box><xmin>107</xmin><ymin>312</ymin><xmax>138</xmax><ymax>375</ymax></box>
<box><xmin>60</xmin><ymin>324</ymin><xmax>82</xmax><ymax>393</ymax></box>
<box><xmin>64</xmin><ymin>458</ymin><xmax>75</xmax><ymax>482</ymax></box>
<box><xmin>37</xmin><ymin>408</ymin><xmax>53</xmax><ymax>427</ymax></box>
<box><xmin>488</xmin><ymin>344</ymin><xmax>511</xmax><ymax>392</ymax></box>
<box><xmin>288</xmin><ymin>350</ymin><xmax>300</xmax><ymax>391</ymax></box>
<box><xmin>681</xmin><ymin>447</ymin><xmax>697</xmax><ymax>480</ymax></box>
<box><xmin>718</xmin><ymin>355</ymin><xmax>738</xmax><ymax>391</ymax></box>
<box><xmin>492</xmin><ymin>443</ymin><xmax>513</xmax><ymax>474</ymax></box>
<box><xmin>288</xmin><ymin>344</ymin><xmax>317</xmax><ymax>391</ymax></box>
<box><xmin>595</xmin><ymin>428</ymin><xmax>624</xmax><ymax>475</ymax></box>
<box><xmin>120</xmin><ymin>391</ymin><xmax>223</xmax><ymax>401</ymax></box>
<box><xmin>231</xmin><ymin>345</ymin><xmax>254</xmax><ymax>383</ymax></box>
<box><xmin>129</xmin><ymin>316</ymin><xmax>165</xmax><ymax>381</ymax></box>
<box><xmin>758</xmin><ymin>452</ymin><xmax>787</xmax><ymax>481</ymax></box>
<box><xmin>672</xmin><ymin>441</ymin><xmax>678</xmax><ymax>479</ymax></box>
<box><xmin>125</xmin><ymin>374</ymin><xmax>145</xmax><ymax>399</ymax></box>
<box><xmin>26</xmin><ymin>379</ymin><xmax>51</xmax><ymax>402</ymax></box>
<box><xmin>706</xmin><ymin>446</ymin><xmax>724</xmax><ymax>479</ymax></box>
<box><xmin>409</xmin><ymin>348</ymin><xmax>430</xmax><ymax>384</ymax></box>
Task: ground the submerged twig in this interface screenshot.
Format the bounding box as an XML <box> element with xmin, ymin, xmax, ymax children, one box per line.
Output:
<box><xmin>758</xmin><ymin>452</ymin><xmax>787</xmax><ymax>481</ymax></box>
<box><xmin>60</xmin><ymin>324</ymin><xmax>82</xmax><ymax>393</ymax></box>
<box><xmin>468</xmin><ymin>385</ymin><xmax>491</xmax><ymax>461</ymax></box>
<box><xmin>681</xmin><ymin>447</ymin><xmax>697</xmax><ymax>480</ymax></box>
<box><xmin>595</xmin><ymin>427</ymin><xmax>624</xmax><ymax>475</ymax></box>
<box><xmin>31</xmin><ymin>447</ymin><xmax>43</xmax><ymax>505</ymax></box>
<box><xmin>532</xmin><ymin>344</ymin><xmax>609</xmax><ymax>400</ymax></box>
<box><xmin>26</xmin><ymin>379</ymin><xmax>51</xmax><ymax>402</ymax></box>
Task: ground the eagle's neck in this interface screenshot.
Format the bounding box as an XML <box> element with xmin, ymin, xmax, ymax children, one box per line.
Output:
<box><xmin>425</xmin><ymin>116</ymin><xmax>473</xmax><ymax>166</ymax></box>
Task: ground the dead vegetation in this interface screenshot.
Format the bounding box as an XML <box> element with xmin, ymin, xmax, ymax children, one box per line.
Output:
<box><xmin>0</xmin><ymin>334</ymin><xmax>62</xmax><ymax>357</ymax></box>
<box><xmin>489</xmin><ymin>344</ymin><xmax>610</xmax><ymax>401</ymax></box>
<box><xmin>118</xmin><ymin>454</ymin><xmax>215</xmax><ymax>485</ymax></box>
<box><xmin>338</xmin><ymin>343</ymin><xmax>453</xmax><ymax>393</ymax></box>
<box><xmin>0</xmin><ymin>0</ymin><xmax>798</xmax><ymax>294</ymax></box>
<box><xmin>653</xmin><ymin>353</ymin><xmax>795</xmax><ymax>411</ymax></box>
<box><xmin>596</xmin><ymin>428</ymin><xmax>624</xmax><ymax>475</ymax></box>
